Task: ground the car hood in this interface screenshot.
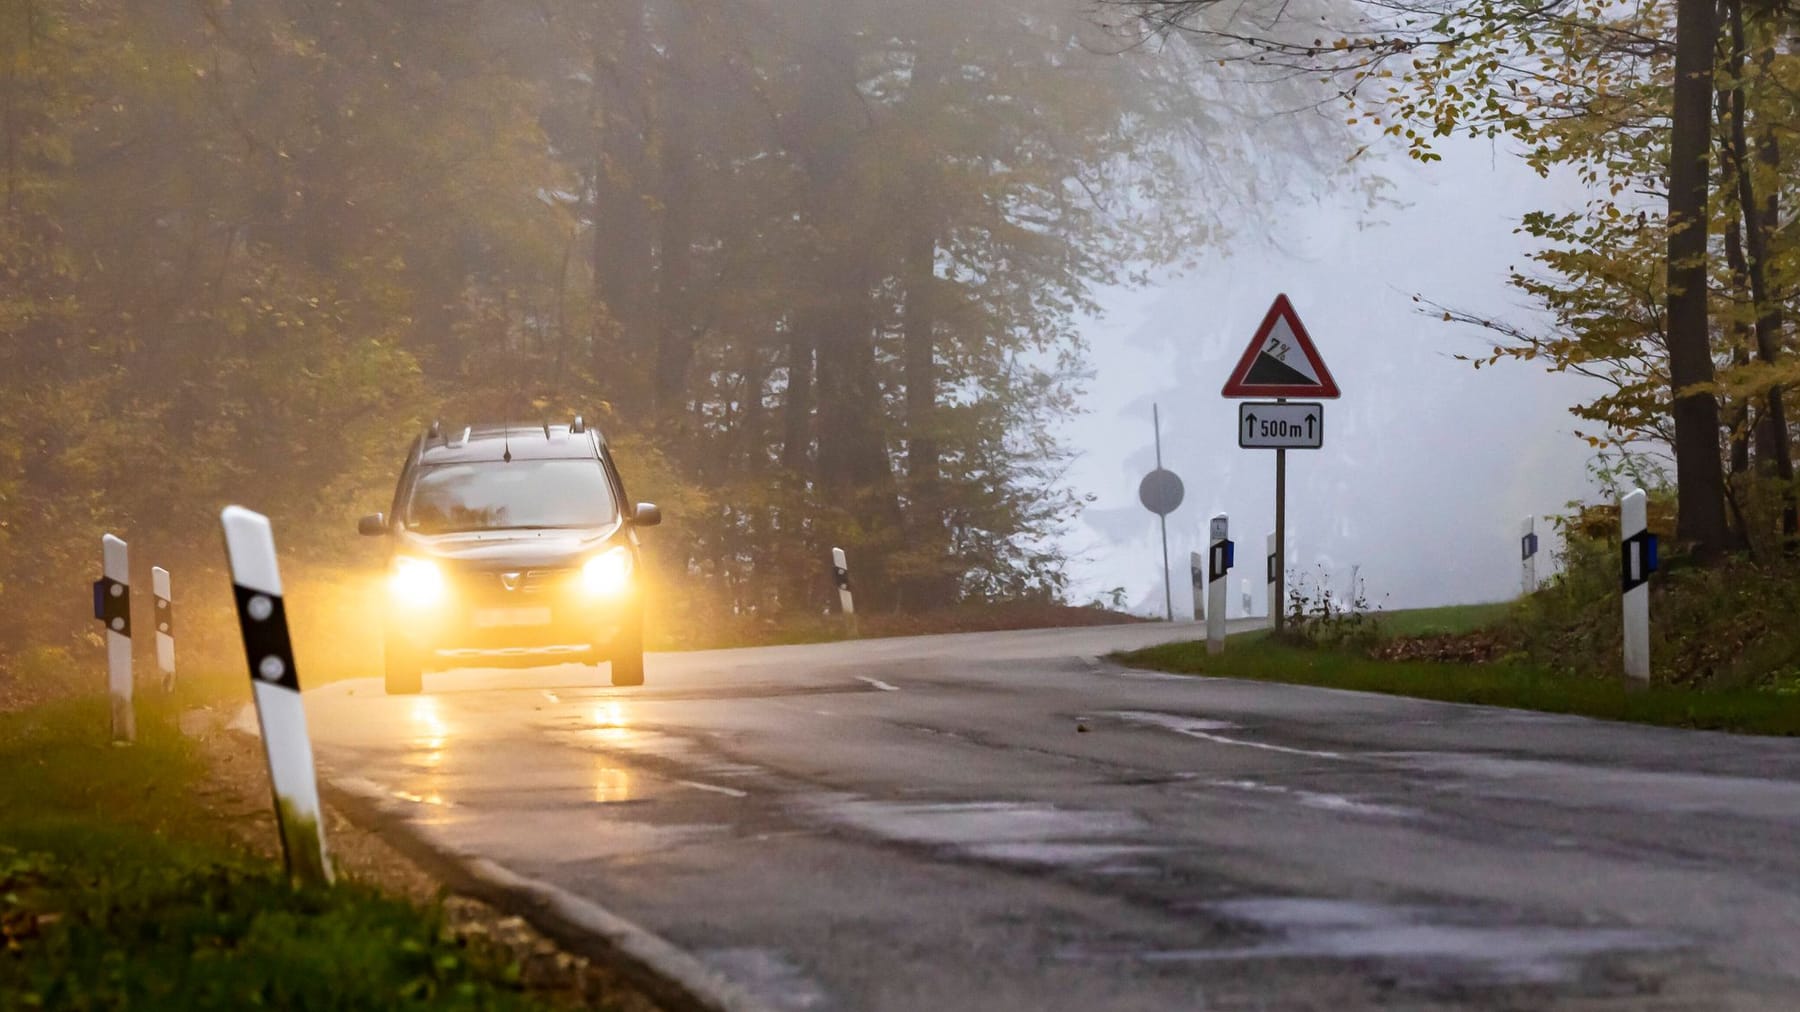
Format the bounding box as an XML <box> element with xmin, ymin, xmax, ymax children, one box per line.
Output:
<box><xmin>396</xmin><ymin>520</ymin><xmax>623</xmax><ymax>570</ymax></box>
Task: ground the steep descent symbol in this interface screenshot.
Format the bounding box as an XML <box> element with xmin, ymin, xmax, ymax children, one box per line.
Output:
<box><xmin>1222</xmin><ymin>293</ymin><xmax>1339</xmax><ymax>398</ymax></box>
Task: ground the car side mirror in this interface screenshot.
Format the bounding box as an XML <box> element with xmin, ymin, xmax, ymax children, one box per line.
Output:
<box><xmin>632</xmin><ymin>502</ymin><xmax>662</xmax><ymax>527</ymax></box>
<box><xmin>358</xmin><ymin>513</ymin><xmax>389</xmax><ymax>536</ymax></box>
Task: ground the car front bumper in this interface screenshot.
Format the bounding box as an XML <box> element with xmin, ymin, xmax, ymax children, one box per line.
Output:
<box><xmin>385</xmin><ymin>569</ymin><xmax>640</xmax><ymax>667</ymax></box>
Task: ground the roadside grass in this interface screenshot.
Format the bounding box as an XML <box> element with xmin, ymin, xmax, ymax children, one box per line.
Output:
<box><xmin>0</xmin><ymin>694</ymin><xmax>552</xmax><ymax>1010</ymax></box>
<box><xmin>1371</xmin><ymin>602</ymin><xmax>1514</xmax><ymax>638</ymax></box>
<box><xmin>1118</xmin><ymin>628</ymin><xmax>1800</xmax><ymax>737</ymax></box>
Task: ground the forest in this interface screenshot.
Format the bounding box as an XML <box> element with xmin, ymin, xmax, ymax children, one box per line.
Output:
<box><xmin>0</xmin><ymin>0</ymin><xmax>1284</xmax><ymax>655</ymax></box>
<box><xmin>1129</xmin><ymin>0</ymin><xmax>1800</xmax><ymax>564</ymax></box>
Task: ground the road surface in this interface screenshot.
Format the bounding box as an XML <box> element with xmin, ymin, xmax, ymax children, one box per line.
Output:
<box><xmin>303</xmin><ymin>623</ymin><xmax>1800</xmax><ymax>1010</ymax></box>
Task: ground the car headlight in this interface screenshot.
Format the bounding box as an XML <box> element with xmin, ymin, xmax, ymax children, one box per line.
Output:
<box><xmin>389</xmin><ymin>556</ymin><xmax>445</xmax><ymax>605</ymax></box>
<box><xmin>581</xmin><ymin>546</ymin><xmax>633</xmax><ymax>596</ymax></box>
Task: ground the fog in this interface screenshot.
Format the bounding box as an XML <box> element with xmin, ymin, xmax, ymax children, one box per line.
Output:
<box><xmin>0</xmin><ymin>0</ymin><xmax>1642</xmax><ymax>657</ymax></box>
<box><xmin>1062</xmin><ymin>134</ymin><xmax>1604</xmax><ymax>616</ymax></box>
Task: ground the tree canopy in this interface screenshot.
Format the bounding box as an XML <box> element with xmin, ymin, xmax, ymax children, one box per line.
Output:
<box><xmin>1</xmin><ymin>0</ymin><xmax>1326</xmax><ymax>648</ymax></box>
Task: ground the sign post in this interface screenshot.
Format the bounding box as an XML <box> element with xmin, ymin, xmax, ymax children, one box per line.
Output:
<box><xmin>221</xmin><ymin>506</ymin><xmax>332</xmax><ymax>886</ymax></box>
<box><xmin>1520</xmin><ymin>516</ymin><xmax>1539</xmax><ymax>596</ymax></box>
<box><xmin>1265</xmin><ymin>531</ymin><xmax>1278</xmax><ymax>621</ymax></box>
<box><xmin>1620</xmin><ymin>490</ymin><xmax>1656</xmax><ymax>683</ymax></box>
<box><xmin>152</xmin><ymin>566</ymin><xmax>175</xmax><ymax>692</ymax></box>
<box><xmin>1222</xmin><ymin>294</ymin><xmax>1340</xmax><ymax>634</ymax></box>
<box><xmin>831</xmin><ymin>547</ymin><xmax>857</xmax><ymax>635</ymax></box>
<box><xmin>92</xmin><ymin>534</ymin><xmax>134</xmax><ymax>743</ymax></box>
<box><xmin>1188</xmin><ymin>551</ymin><xmax>1204</xmax><ymax>622</ymax></box>
<box><xmin>1137</xmin><ymin>404</ymin><xmax>1185</xmax><ymax>622</ymax></box>
<box><xmin>1207</xmin><ymin>514</ymin><xmax>1231</xmax><ymax>654</ymax></box>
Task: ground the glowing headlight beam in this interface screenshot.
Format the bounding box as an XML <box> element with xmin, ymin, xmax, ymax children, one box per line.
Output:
<box><xmin>389</xmin><ymin>556</ymin><xmax>445</xmax><ymax>604</ymax></box>
<box><xmin>582</xmin><ymin>547</ymin><xmax>633</xmax><ymax>596</ymax></box>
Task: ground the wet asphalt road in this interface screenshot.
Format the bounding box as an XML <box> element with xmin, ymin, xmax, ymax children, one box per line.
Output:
<box><xmin>304</xmin><ymin>623</ymin><xmax>1800</xmax><ymax>1010</ymax></box>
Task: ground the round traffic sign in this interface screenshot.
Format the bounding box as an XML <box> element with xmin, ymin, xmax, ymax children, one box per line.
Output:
<box><xmin>1138</xmin><ymin>468</ymin><xmax>1184</xmax><ymax>516</ymax></box>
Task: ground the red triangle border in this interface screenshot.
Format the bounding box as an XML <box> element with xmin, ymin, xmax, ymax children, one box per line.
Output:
<box><xmin>1221</xmin><ymin>293</ymin><xmax>1340</xmax><ymax>399</ymax></box>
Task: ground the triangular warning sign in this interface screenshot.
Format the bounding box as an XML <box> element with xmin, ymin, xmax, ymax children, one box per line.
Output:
<box><xmin>1221</xmin><ymin>294</ymin><xmax>1340</xmax><ymax>399</ymax></box>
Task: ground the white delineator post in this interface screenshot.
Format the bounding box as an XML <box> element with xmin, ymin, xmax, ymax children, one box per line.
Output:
<box><xmin>1265</xmin><ymin>531</ymin><xmax>1277</xmax><ymax>623</ymax></box>
<box><xmin>95</xmin><ymin>534</ymin><xmax>135</xmax><ymax>742</ymax></box>
<box><xmin>152</xmin><ymin>566</ymin><xmax>175</xmax><ymax>692</ymax></box>
<box><xmin>1620</xmin><ymin>489</ymin><xmax>1652</xmax><ymax>683</ymax></box>
<box><xmin>1189</xmin><ymin>551</ymin><xmax>1204</xmax><ymax>622</ymax></box>
<box><xmin>1207</xmin><ymin>514</ymin><xmax>1231</xmax><ymax>655</ymax></box>
<box><xmin>1520</xmin><ymin>515</ymin><xmax>1539</xmax><ymax>595</ymax></box>
<box><xmin>221</xmin><ymin>506</ymin><xmax>332</xmax><ymax>886</ymax></box>
<box><xmin>831</xmin><ymin>547</ymin><xmax>857</xmax><ymax>634</ymax></box>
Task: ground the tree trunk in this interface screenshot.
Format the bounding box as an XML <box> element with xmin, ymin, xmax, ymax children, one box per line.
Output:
<box><xmin>590</xmin><ymin>1</ymin><xmax>655</xmax><ymax>412</ymax></box>
<box><xmin>898</xmin><ymin>42</ymin><xmax>956</xmax><ymax>611</ymax></box>
<box><xmin>652</xmin><ymin>5</ymin><xmax>701</xmax><ymax>428</ymax></box>
<box><xmin>901</xmin><ymin>222</ymin><xmax>955</xmax><ymax>609</ymax></box>
<box><xmin>1725</xmin><ymin>1</ymin><xmax>1795</xmax><ymax>543</ymax></box>
<box><xmin>781</xmin><ymin>334</ymin><xmax>813</xmax><ymax>472</ymax></box>
<box><xmin>1750</xmin><ymin>32</ymin><xmax>1795</xmax><ymax>541</ymax></box>
<box><xmin>789</xmin><ymin>0</ymin><xmax>901</xmax><ymax>607</ymax></box>
<box><xmin>902</xmin><ymin>225</ymin><xmax>938</xmax><ymax>496</ymax></box>
<box><xmin>1725</xmin><ymin>216</ymin><xmax>1753</xmax><ymax>475</ymax></box>
<box><xmin>1666</xmin><ymin>0</ymin><xmax>1730</xmax><ymax>561</ymax></box>
<box><xmin>1718</xmin><ymin>40</ymin><xmax>1753</xmax><ymax>477</ymax></box>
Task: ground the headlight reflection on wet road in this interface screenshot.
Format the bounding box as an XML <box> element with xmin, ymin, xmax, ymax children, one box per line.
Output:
<box><xmin>591</xmin><ymin>700</ymin><xmax>633</xmax><ymax>742</ymax></box>
<box><xmin>395</xmin><ymin>696</ymin><xmax>452</xmax><ymax>809</ymax></box>
<box><xmin>592</xmin><ymin>763</ymin><xmax>636</xmax><ymax>804</ymax></box>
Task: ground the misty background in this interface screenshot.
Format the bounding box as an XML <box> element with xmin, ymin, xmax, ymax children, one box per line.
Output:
<box><xmin>1061</xmin><ymin>134</ymin><xmax>1604</xmax><ymax>617</ymax></box>
<box><xmin>0</xmin><ymin>0</ymin><xmax>1633</xmax><ymax>671</ymax></box>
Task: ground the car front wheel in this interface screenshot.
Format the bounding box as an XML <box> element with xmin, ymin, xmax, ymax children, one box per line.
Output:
<box><xmin>383</xmin><ymin>635</ymin><xmax>424</xmax><ymax>695</ymax></box>
<box><xmin>609</xmin><ymin>625</ymin><xmax>644</xmax><ymax>687</ymax></box>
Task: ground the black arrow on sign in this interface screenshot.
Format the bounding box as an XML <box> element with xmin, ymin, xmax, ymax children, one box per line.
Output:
<box><xmin>1244</xmin><ymin>412</ymin><xmax>1257</xmax><ymax>439</ymax></box>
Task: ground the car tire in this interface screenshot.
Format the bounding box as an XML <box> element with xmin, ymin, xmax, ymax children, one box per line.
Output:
<box><xmin>608</xmin><ymin>620</ymin><xmax>645</xmax><ymax>687</ymax></box>
<box><xmin>384</xmin><ymin>637</ymin><xmax>424</xmax><ymax>695</ymax></box>
<box><xmin>610</xmin><ymin>648</ymin><xmax>644</xmax><ymax>687</ymax></box>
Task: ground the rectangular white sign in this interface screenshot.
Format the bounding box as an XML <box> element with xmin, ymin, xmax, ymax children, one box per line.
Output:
<box><xmin>1238</xmin><ymin>401</ymin><xmax>1323</xmax><ymax>450</ymax></box>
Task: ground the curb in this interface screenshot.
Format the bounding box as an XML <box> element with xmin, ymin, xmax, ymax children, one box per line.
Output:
<box><xmin>227</xmin><ymin>712</ymin><xmax>776</xmax><ymax>1012</ymax></box>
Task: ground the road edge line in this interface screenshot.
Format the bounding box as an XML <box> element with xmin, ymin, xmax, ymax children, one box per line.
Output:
<box><xmin>228</xmin><ymin>712</ymin><xmax>777</xmax><ymax>1012</ymax></box>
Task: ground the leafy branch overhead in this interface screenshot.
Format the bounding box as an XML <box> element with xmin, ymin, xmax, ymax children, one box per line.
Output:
<box><xmin>1118</xmin><ymin>0</ymin><xmax>1800</xmax><ymax>559</ymax></box>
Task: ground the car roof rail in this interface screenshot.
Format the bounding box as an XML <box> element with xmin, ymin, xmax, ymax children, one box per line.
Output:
<box><xmin>571</xmin><ymin>414</ymin><xmax>585</xmax><ymax>434</ymax></box>
<box><xmin>427</xmin><ymin>418</ymin><xmax>442</xmax><ymax>439</ymax></box>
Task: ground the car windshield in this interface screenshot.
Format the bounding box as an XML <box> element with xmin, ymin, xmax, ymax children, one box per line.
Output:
<box><xmin>403</xmin><ymin>460</ymin><xmax>618</xmax><ymax>534</ymax></box>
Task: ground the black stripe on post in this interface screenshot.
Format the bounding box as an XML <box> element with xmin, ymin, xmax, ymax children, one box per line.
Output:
<box><xmin>155</xmin><ymin>595</ymin><xmax>173</xmax><ymax>635</ymax></box>
<box><xmin>92</xmin><ymin>577</ymin><xmax>132</xmax><ymax>637</ymax></box>
<box><xmin>832</xmin><ymin>566</ymin><xmax>852</xmax><ymax>591</ymax></box>
<box><xmin>231</xmin><ymin>583</ymin><xmax>300</xmax><ymax>693</ymax></box>
<box><xmin>1619</xmin><ymin>532</ymin><xmax>1658</xmax><ymax>593</ymax></box>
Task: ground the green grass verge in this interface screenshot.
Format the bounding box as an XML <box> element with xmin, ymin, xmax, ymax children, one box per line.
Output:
<box><xmin>0</xmin><ymin>695</ymin><xmax>549</xmax><ymax>1010</ymax></box>
<box><xmin>1118</xmin><ymin>632</ymin><xmax>1800</xmax><ymax>736</ymax></box>
<box><xmin>1370</xmin><ymin>602</ymin><xmax>1516</xmax><ymax>638</ymax></box>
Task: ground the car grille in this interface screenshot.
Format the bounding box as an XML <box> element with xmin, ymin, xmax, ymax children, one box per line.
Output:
<box><xmin>465</xmin><ymin>567</ymin><xmax>572</xmax><ymax>596</ymax></box>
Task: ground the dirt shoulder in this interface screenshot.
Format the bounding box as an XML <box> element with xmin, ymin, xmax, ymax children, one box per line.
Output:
<box><xmin>182</xmin><ymin>705</ymin><xmax>672</xmax><ymax>1011</ymax></box>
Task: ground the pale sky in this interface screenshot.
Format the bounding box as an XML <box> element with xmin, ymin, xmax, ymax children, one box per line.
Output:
<box><xmin>1061</xmin><ymin>131</ymin><xmax>1604</xmax><ymax>617</ymax></box>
